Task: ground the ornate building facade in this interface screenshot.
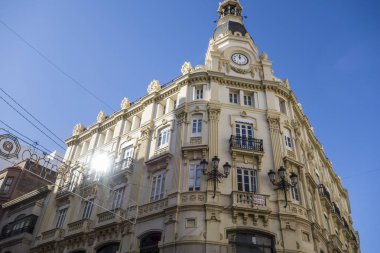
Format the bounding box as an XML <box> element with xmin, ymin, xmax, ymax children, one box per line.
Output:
<box><xmin>30</xmin><ymin>1</ymin><xmax>360</xmax><ymax>253</ymax></box>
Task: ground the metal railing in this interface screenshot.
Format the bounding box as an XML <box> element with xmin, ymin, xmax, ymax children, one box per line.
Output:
<box><xmin>332</xmin><ymin>202</ymin><xmax>341</xmax><ymax>217</ymax></box>
<box><xmin>0</xmin><ymin>215</ymin><xmax>37</xmax><ymax>240</ymax></box>
<box><xmin>230</xmin><ymin>135</ymin><xmax>264</xmax><ymax>152</ymax></box>
<box><xmin>318</xmin><ymin>184</ymin><xmax>331</xmax><ymax>203</ymax></box>
<box><xmin>112</xmin><ymin>157</ymin><xmax>134</xmax><ymax>175</ymax></box>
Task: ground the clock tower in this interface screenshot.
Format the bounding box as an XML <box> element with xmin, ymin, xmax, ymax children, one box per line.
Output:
<box><xmin>206</xmin><ymin>0</ymin><xmax>279</xmax><ymax>82</ymax></box>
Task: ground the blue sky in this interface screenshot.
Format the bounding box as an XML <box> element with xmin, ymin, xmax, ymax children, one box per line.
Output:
<box><xmin>0</xmin><ymin>0</ymin><xmax>379</xmax><ymax>252</ymax></box>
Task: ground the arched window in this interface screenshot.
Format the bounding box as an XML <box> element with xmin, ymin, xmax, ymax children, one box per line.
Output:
<box><xmin>140</xmin><ymin>232</ymin><xmax>161</xmax><ymax>253</ymax></box>
<box><xmin>96</xmin><ymin>243</ymin><xmax>120</xmax><ymax>253</ymax></box>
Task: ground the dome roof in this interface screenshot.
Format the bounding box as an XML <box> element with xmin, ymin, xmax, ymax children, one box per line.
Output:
<box><xmin>213</xmin><ymin>21</ymin><xmax>248</xmax><ymax>39</ymax></box>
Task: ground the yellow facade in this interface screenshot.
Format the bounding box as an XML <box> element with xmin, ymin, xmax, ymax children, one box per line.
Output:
<box><xmin>31</xmin><ymin>1</ymin><xmax>360</xmax><ymax>253</ymax></box>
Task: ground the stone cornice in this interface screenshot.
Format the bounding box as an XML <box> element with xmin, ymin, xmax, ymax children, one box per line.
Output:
<box><xmin>2</xmin><ymin>185</ymin><xmax>53</xmax><ymax>209</ymax></box>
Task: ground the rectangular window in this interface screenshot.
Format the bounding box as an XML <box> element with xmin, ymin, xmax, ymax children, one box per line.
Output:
<box><xmin>56</xmin><ymin>207</ymin><xmax>68</xmax><ymax>228</ymax></box>
<box><xmin>285</xmin><ymin>135</ymin><xmax>293</xmax><ymax>149</ymax></box>
<box><xmin>195</xmin><ymin>87</ymin><xmax>203</xmax><ymax>100</ymax></box>
<box><xmin>111</xmin><ymin>187</ymin><xmax>125</xmax><ymax>210</ymax></box>
<box><xmin>229</xmin><ymin>92</ymin><xmax>239</xmax><ymax>104</ymax></box>
<box><xmin>189</xmin><ymin>164</ymin><xmax>202</xmax><ymax>191</ymax></box>
<box><xmin>237</xmin><ymin>168</ymin><xmax>257</xmax><ymax>193</ymax></box>
<box><xmin>235</xmin><ymin>123</ymin><xmax>254</xmax><ymax>148</ymax></box>
<box><xmin>157</xmin><ymin>128</ymin><xmax>170</xmax><ymax>149</ymax></box>
<box><xmin>82</xmin><ymin>198</ymin><xmax>94</xmax><ymax>219</ymax></box>
<box><xmin>279</xmin><ymin>98</ymin><xmax>287</xmax><ymax>114</ymax></box>
<box><xmin>291</xmin><ymin>183</ymin><xmax>300</xmax><ymax>202</ymax></box>
<box><xmin>150</xmin><ymin>172</ymin><xmax>166</xmax><ymax>201</ymax></box>
<box><xmin>243</xmin><ymin>95</ymin><xmax>253</xmax><ymax>106</ymax></box>
<box><xmin>1</xmin><ymin>177</ymin><xmax>14</xmax><ymax>193</ymax></box>
<box><xmin>192</xmin><ymin>119</ymin><xmax>202</xmax><ymax>136</ymax></box>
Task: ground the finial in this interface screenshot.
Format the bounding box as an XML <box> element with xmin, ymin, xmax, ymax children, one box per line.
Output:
<box><xmin>73</xmin><ymin>123</ymin><xmax>85</xmax><ymax>135</ymax></box>
<box><xmin>147</xmin><ymin>80</ymin><xmax>161</xmax><ymax>94</ymax></box>
<box><xmin>120</xmin><ymin>97</ymin><xmax>132</xmax><ymax>110</ymax></box>
<box><xmin>97</xmin><ymin>111</ymin><xmax>106</xmax><ymax>123</ymax></box>
<box><xmin>181</xmin><ymin>61</ymin><xmax>192</xmax><ymax>75</ymax></box>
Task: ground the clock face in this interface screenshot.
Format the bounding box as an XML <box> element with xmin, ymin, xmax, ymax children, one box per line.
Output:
<box><xmin>231</xmin><ymin>53</ymin><xmax>249</xmax><ymax>65</ymax></box>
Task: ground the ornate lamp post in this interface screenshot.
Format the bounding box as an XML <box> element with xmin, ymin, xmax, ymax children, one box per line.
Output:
<box><xmin>200</xmin><ymin>156</ymin><xmax>231</xmax><ymax>198</ymax></box>
<box><xmin>268</xmin><ymin>166</ymin><xmax>298</xmax><ymax>208</ymax></box>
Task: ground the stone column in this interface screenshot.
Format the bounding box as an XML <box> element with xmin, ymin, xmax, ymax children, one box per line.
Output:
<box><xmin>267</xmin><ymin>115</ymin><xmax>282</xmax><ymax>169</ymax></box>
<box><xmin>207</xmin><ymin>104</ymin><xmax>221</xmax><ymax>158</ymax></box>
<box><xmin>173</xmin><ymin>109</ymin><xmax>187</xmax><ymax>192</ymax></box>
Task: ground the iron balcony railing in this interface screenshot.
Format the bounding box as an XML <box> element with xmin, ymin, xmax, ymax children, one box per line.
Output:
<box><xmin>318</xmin><ymin>184</ymin><xmax>331</xmax><ymax>203</ymax></box>
<box><xmin>0</xmin><ymin>214</ymin><xmax>38</xmax><ymax>240</ymax></box>
<box><xmin>230</xmin><ymin>135</ymin><xmax>264</xmax><ymax>152</ymax></box>
<box><xmin>112</xmin><ymin>157</ymin><xmax>134</xmax><ymax>175</ymax></box>
<box><xmin>332</xmin><ymin>202</ymin><xmax>341</xmax><ymax>218</ymax></box>
<box><xmin>342</xmin><ymin>217</ymin><xmax>349</xmax><ymax>229</ymax></box>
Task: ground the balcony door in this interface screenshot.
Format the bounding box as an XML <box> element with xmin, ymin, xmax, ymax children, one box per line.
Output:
<box><xmin>121</xmin><ymin>145</ymin><xmax>134</xmax><ymax>169</ymax></box>
<box><xmin>235</xmin><ymin>123</ymin><xmax>253</xmax><ymax>148</ymax></box>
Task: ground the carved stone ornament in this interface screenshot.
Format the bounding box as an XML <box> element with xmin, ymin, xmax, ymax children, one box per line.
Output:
<box><xmin>147</xmin><ymin>80</ymin><xmax>161</xmax><ymax>94</ymax></box>
<box><xmin>259</xmin><ymin>51</ymin><xmax>268</xmax><ymax>60</ymax></box>
<box><xmin>73</xmin><ymin>123</ymin><xmax>85</xmax><ymax>135</ymax></box>
<box><xmin>97</xmin><ymin>111</ymin><xmax>106</xmax><ymax>123</ymax></box>
<box><xmin>267</xmin><ymin>116</ymin><xmax>280</xmax><ymax>130</ymax></box>
<box><xmin>120</xmin><ymin>97</ymin><xmax>132</xmax><ymax>110</ymax></box>
<box><xmin>181</xmin><ymin>61</ymin><xmax>192</xmax><ymax>75</ymax></box>
<box><xmin>230</xmin><ymin>64</ymin><xmax>252</xmax><ymax>74</ymax></box>
<box><xmin>283</xmin><ymin>78</ymin><xmax>290</xmax><ymax>88</ymax></box>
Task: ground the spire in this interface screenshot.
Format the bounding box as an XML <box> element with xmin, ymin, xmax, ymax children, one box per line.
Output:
<box><xmin>214</xmin><ymin>0</ymin><xmax>248</xmax><ymax>39</ymax></box>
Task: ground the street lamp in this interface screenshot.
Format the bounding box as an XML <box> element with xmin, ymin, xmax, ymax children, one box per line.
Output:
<box><xmin>200</xmin><ymin>156</ymin><xmax>231</xmax><ymax>198</ymax></box>
<box><xmin>268</xmin><ymin>166</ymin><xmax>298</xmax><ymax>208</ymax></box>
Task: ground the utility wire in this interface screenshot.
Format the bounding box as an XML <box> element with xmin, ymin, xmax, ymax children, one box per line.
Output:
<box><xmin>0</xmin><ymin>18</ymin><xmax>115</xmax><ymax>112</ymax></box>
<box><xmin>0</xmin><ymin>94</ymin><xmax>66</xmax><ymax>150</ymax></box>
<box><xmin>0</xmin><ymin>121</ymin><xmax>64</xmax><ymax>160</ymax></box>
<box><xmin>0</xmin><ymin>88</ymin><xmax>65</xmax><ymax>145</ymax></box>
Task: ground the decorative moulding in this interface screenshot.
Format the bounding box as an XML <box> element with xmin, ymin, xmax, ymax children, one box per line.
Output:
<box><xmin>120</xmin><ymin>97</ymin><xmax>132</xmax><ymax>110</ymax></box>
<box><xmin>97</xmin><ymin>111</ymin><xmax>106</xmax><ymax>123</ymax></box>
<box><xmin>73</xmin><ymin>123</ymin><xmax>85</xmax><ymax>136</ymax></box>
<box><xmin>147</xmin><ymin>80</ymin><xmax>161</xmax><ymax>94</ymax></box>
<box><xmin>181</xmin><ymin>61</ymin><xmax>192</xmax><ymax>75</ymax></box>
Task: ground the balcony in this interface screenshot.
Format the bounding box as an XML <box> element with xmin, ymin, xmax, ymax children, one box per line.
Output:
<box><xmin>111</xmin><ymin>157</ymin><xmax>134</xmax><ymax>175</ymax></box>
<box><xmin>0</xmin><ymin>215</ymin><xmax>37</xmax><ymax>240</ymax></box>
<box><xmin>230</xmin><ymin>135</ymin><xmax>264</xmax><ymax>152</ymax></box>
<box><xmin>231</xmin><ymin>191</ymin><xmax>269</xmax><ymax>211</ymax></box>
<box><xmin>332</xmin><ymin>202</ymin><xmax>342</xmax><ymax>225</ymax></box>
<box><xmin>39</xmin><ymin>228</ymin><xmax>65</xmax><ymax>244</ymax></box>
<box><xmin>330</xmin><ymin>234</ymin><xmax>343</xmax><ymax>252</ymax></box>
<box><xmin>96</xmin><ymin>208</ymin><xmax>125</xmax><ymax>227</ymax></box>
<box><xmin>318</xmin><ymin>184</ymin><xmax>332</xmax><ymax>208</ymax></box>
<box><xmin>66</xmin><ymin>219</ymin><xmax>93</xmax><ymax>237</ymax></box>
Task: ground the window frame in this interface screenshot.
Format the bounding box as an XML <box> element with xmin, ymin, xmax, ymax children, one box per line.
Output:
<box><xmin>56</xmin><ymin>207</ymin><xmax>68</xmax><ymax>228</ymax></box>
<box><xmin>279</xmin><ymin>97</ymin><xmax>287</xmax><ymax>114</ymax></box>
<box><xmin>191</xmin><ymin>117</ymin><xmax>202</xmax><ymax>136</ymax></box>
<box><xmin>157</xmin><ymin>127</ymin><xmax>170</xmax><ymax>149</ymax></box>
<box><xmin>150</xmin><ymin>171</ymin><xmax>166</xmax><ymax>202</ymax></box>
<box><xmin>1</xmin><ymin>177</ymin><xmax>14</xmax><ymax>193</ymax></box>
<box><xmin>82</xmin><ymin>198</ymin><xmax>94</xmax><ymax>219</ymax></box>
<box><xmin>189</xmin><ymin>164</ymin><xmax>202</xmax><ymax>191</ymax></box>
<box><xmin>194</xmin><ymin>86</ymin><xmax>204</xmax><ymax>100</ymax></box>
<box><xmin>111</xmin><ymin>187</ymin><xmax>125</xmax><ymax>210</ymax></box>
<box><xmin>291</xmin><ymin>181</ymin><xmax>301</xmax><ymax>203</ymax></box>
<box><xmin>236</xmin><ymin>167</ymin><xmax>258</xmax><ymax>193</ymax></box>
<box><xmin>229</xmin><ymin>92</ymin><xmax>239</xmax><ymax>104</ymax></box>
<box><xmin>243</xmin><ymin>94</ymin><xmax>254</xmax><ymax>107</ymax></box>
